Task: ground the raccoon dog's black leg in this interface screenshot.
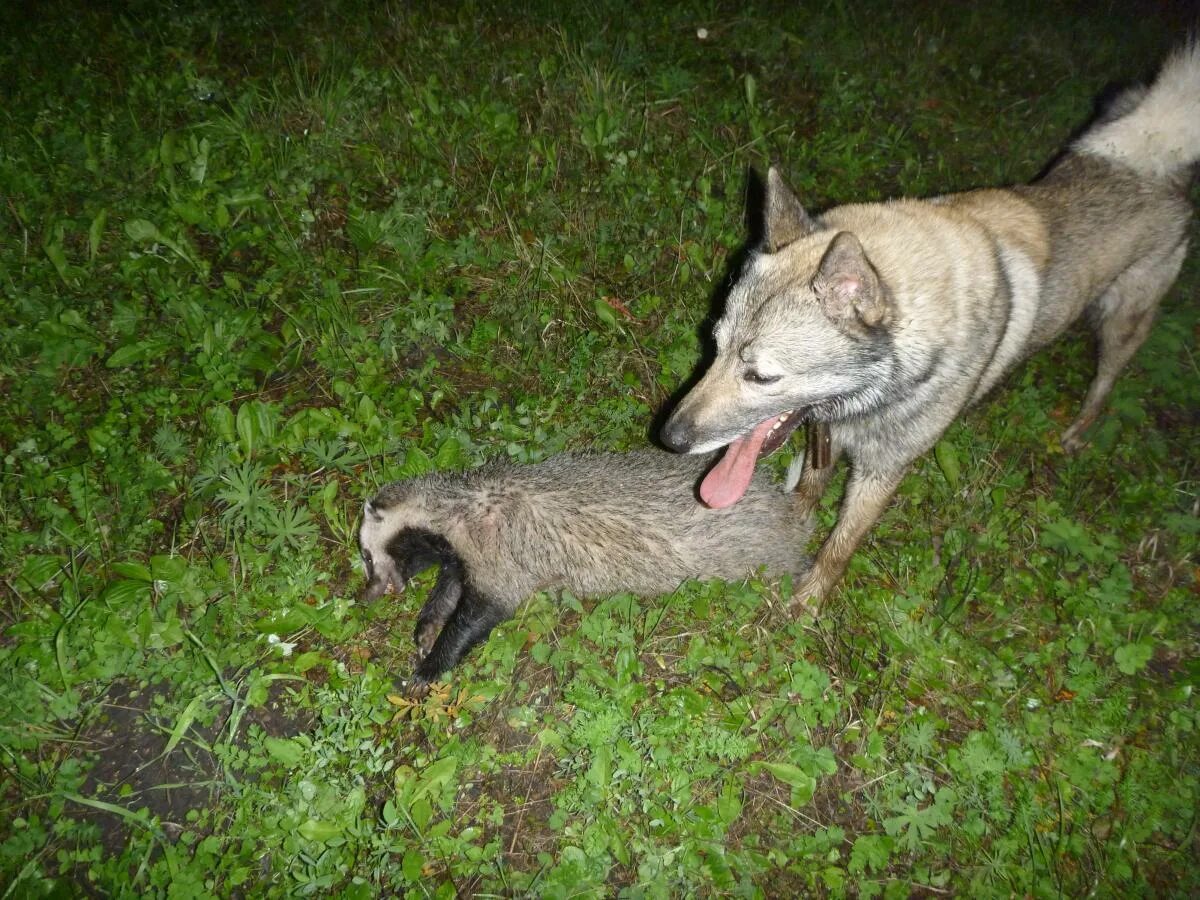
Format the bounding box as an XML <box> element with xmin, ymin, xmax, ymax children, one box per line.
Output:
<box><xmin>381</xmin><ymin>527</ymin><xmax>468</xmax><ymax>655</ymax></box>
<box><xmin>410</xmin><ymin>587</ymin><xmax>509</xmax><ymax>695</ymax></box>
<box><xmin>413</xmin><ymin>565</ymin><xmax>463</xmax><ymax>658</ymax></box>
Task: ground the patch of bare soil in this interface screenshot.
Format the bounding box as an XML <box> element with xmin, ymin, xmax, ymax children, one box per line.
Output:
<box><xmin>76</xmin><ymin>678</ymin><xmax>314</xmax><ymax>859</ymax></box>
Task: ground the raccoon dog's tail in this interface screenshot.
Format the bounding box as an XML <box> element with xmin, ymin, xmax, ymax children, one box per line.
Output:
<box><xmin>1076</xmin><ymin>40</ymin><xmax>1200</xmax><ymax>180</ymax></box>
<box><xmin>784</xmin><ymin>452</ymin><xmax>805</xmax><ymax>493</ymax></box>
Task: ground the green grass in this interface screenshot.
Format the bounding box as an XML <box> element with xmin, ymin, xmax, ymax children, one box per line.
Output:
<box><xmin>2</xmin><ymin>0</ymin><xmax>1198</xmax><ymax>896</ymax></box>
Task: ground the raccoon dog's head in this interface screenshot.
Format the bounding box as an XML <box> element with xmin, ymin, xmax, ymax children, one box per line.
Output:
<box><xmin>358</xmin><ymin>484</ymin><xmax>462</xmax><ymax>602</ymax></box>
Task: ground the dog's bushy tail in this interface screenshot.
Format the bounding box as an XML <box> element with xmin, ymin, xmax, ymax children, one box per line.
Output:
<box><xmin>1076</xmin><ymin>41</ymin><xmax>1200</xmax><ymax>180</ymax></box>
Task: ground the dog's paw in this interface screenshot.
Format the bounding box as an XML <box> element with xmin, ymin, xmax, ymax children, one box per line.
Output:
<box><xmin>1061</xmin><ymin>415</ymin><xmax>1096</xmax><ymax>453</ymax></box>
<box><xmin>1060</xmin><ymin>432</ymin><xmax>1089</xmax><ymax>454</ymax></box>
<box><xmin>787</xmin><ymin>573</ymin><xmax>825</xmax><ymax>617</ymax></box>
<box><xmin>787</xmin><ymin>595</ymin><xmax>818</xmax><ymax>618</ymax></box>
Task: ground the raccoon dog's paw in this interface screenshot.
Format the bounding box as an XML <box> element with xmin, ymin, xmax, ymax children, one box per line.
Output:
<box><xmin>406</xmin><ymin>675</ymin><xmax>433</xmax><ymax>700</ymax></box>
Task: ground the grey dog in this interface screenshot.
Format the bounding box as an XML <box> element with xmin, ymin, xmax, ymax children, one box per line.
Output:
<box><xmin>662</xmin><ymin>44</ymin><xmax>1199</xmax><ymax>609</ymax></box>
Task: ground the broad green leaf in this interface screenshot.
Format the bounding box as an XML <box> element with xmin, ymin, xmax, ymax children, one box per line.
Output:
<box><xmin>409</xmin><ymin>797</ymin><xmax>433</xmax><ymax>831</ymax></box>
<box><xmin>207</xmin><ymin>404</ymin><xmax>236</xmax><ymax>443</ymax></box>
<box><xmin>593</xmin><ymin>297</ymin><xmax>618</xmax><ymax>329</ymax></box>
<box><xmin>106</xmin><ymin>340</ymin><xmax>167</xmax><ymax>368</ymax></box>
<box><xmin>125</xmin><ymin>218</ymin><xmax>162</xmax><ymax>243</ymax></box>
<box><xmin>849</xmin><ymin>834</ymin><xmax>893</xmax><ymax>875</ymax></box>
<box><xmin>236</xmin><ymin>400</ymin><xmax>276</xmax><ymax>458</ymax></box>
<box><xmin>934</xmin><ymin>439</ymin><xmax>961</xmax><ymax>490</ymax></box>
<box><xmin>88</xmin><ymin>208</ymin><xmax>107</xmax><ymax>261</ymax></box>
<box><xmin>150</xmin><ymin>555</ymin><xmax>187</xmax><ymax>584</ymax></box>
<box><xmin>586</xmin><ymin>744</ymin><xmax>613</xmax><ymax>791</ymax></box>
<box><xmin>382</xmin><ymin>799</ymin><xmax>400</xmax><ymax>826</ymax></box>
<box><xmin>412</xmin><ymin>757</ymin><xmax>458</xmax><ymax>805</ymax></box>
<box><xmin>758</xmin><ymin>760</ymin><xmax>810</xmax><ymax>787</ymax></box>
<box><xmin>236</xmin><ymin>402</ymin><xmax>260</xmax><ymax>457</ymax></box>
<box><xmin>1114</xmin><ymin>642</ymin><xmax>1153</xmax><ymax>675</ymax></box>
<box><xmin>297</xmin><ymin>818</ymin><xmax>343</xmax><ymax>843</ymax></box>
<box><xmin>400</xmin><ymin>446</ymin><xmax>432</xmax><ymax>478</ymax></box>
<box><xmin>254</xmin><ymin>609</ymin><xmax>309</xmax><ymax>633</ymax></box>
<box><xmin>44</xmin><ymin>238</ymin><xmax>69</xmax><ymax>280</ymax></box>
<box><xmin>102</xmin><ymin>580</ymin><xmax>151</xmax><ymax>606</ymax></box>
<box><xmin>171</xmin><ymin>199</ymin><xmax>206</xmax><ymax>226</ymax></box>
<box><xmin>1040</xmin><ymin>516</ymin><xmax>1105</xmax><ymax>563</ymax></box>
<box><xmin>18</xmin><ymin>555</ymin><xmax>66</xmax><ymax>592</ymax></box>
<box><xmin>111</xmin><ymin>561</ymin><xmax>152</xmax><ymax>582</ymax></box>
<box><xmin>159</xmin><ymin>130</ymin><xmax>177</xmax><ymax>166</ymax></box>
<box><xmin>757</xmin><ymin>762</ymin><xmax>816</xmax><ymax>805</ymax></box>
<box><xmin>292</xmin><ymin>651</ymin><xmax>323</xmax><ymax>673</ymax></box>
<box><xmin>55</xmin><ymin>622</ymin><xmax>71</xmax><ymax>689</ymax></box>
<box><xmin>435</xmin><ymin>436</ymin><xmax>465</xmax><ymax>468</ymax></box>
<box><xmin>401</xmin><ymin>848</ymin><xmax>424</xmax><ymax>882</ymax></box>
<box><xmin>792</xmin><ymin>744</ymin><xmax>839</xmax><ymax>776</ymax></box>
<box><xmin>263</xmin><ymin>736</ymin><xmax>306</xmax><ymax>767</ymax></box>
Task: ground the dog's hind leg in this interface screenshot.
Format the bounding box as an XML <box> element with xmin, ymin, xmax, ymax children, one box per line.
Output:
<box><xmin>1063</xmin><ymin>240</ymin><xmax>1187</xmax><ymax>451</ymax></box>
<box><xmin>789</xmin><ymin>465</ymin><xmax>905</xmax><ymax>613</ymax></box>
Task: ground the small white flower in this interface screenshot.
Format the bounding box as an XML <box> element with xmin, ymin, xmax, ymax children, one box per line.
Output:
<box><xmin>696</xmin><ymin>27</ymin><xmax>709</xmax><ymax>40</ymax></box>
<box><xmin>1025</xmin><ymin>697</ymin><xmax>1041</xmax><ymax>710</ymax></box>
<box><xmin>266</xmin><ymin>633</ymin><xmax>296</xmax><ymax>657</ymax></box>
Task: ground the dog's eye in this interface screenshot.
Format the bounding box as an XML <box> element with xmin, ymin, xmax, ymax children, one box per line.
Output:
<box><xmin>744</xmin><ymin>370</ymin><xmax>781</xmax><ymax>385</ymax></box>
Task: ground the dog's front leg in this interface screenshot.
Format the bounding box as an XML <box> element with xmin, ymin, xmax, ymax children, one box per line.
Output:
<box><xmin>789</xmin><ymin>466</ymin><xmax>905</xmax><ymax>614</ymax></box>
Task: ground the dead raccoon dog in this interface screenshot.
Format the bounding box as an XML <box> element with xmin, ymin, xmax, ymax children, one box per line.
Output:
<box><xmin>359</xmin><ymin>449</ymin><xmax>812</xmax><ymax>693</ymax></box>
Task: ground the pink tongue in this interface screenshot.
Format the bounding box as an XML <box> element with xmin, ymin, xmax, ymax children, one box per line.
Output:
<box><xmin>699</xmin><ymin>417</ymin><xmax>776</xmax><ymax>509</ymax></box>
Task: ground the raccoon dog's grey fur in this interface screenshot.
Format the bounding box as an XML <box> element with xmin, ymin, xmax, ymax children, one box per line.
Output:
<box><xmin>359</xmin><ymin>450</ymin><xmax>812</xmax><ymax>690</ymax></box>
<box><xmin>661</xmin><ymin>44</ymin><xmax>1200</xmax><ymax>609</ymax></box>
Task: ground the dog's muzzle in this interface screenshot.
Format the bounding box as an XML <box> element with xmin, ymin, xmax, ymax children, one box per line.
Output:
<box><xmin>660</xmin><ymin>416</ymin><xmax>695</xmax><ymax>453</ymax></box>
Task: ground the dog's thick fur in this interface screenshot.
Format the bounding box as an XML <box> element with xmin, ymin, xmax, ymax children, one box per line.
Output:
<box><xmin>662</xmin><ymin>45</ymin><xmax>1199</xmax><ymax>608</ymax></box>
<box><xmin>359</xmin><ymin>450</ymin><xmax>812</xmax><ymax>690</ymax></box>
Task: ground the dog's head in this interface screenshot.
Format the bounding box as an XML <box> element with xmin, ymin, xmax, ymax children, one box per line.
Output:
<box><xmin>661</xmin><ymin>168</ymin><xmax>896</xmax><ymax>507</ymax></box>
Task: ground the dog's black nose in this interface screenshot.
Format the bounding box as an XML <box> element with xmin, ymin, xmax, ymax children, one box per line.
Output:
<box><xmin>660</xmin><ymin>417</ymin><xmax>694</xmax><ymax>453</ymax></box>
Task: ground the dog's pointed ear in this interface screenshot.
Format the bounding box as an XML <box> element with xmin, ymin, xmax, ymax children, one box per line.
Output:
<box><xmin>764</xmin><ymin>167</ymin><xmax>815</xmax><ymax>253</ymax></box>
<box><xmin>813</xmin><ymin>231</ymin><xmax>890</xmax><ymax>328</ymax></box>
